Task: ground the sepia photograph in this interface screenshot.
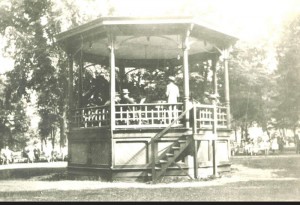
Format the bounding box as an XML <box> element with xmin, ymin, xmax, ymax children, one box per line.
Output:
<box><xmin>0</xmin><ymin>0</ymin><xmax>300</xmax><ymax>201</ymax></box>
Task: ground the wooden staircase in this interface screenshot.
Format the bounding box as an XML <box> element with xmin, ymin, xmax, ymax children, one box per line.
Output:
<box><xmin>149</xmin><ymin>108</ymin><xmax>194</xmax><ymax>183</ymax></box>
<box><xmin>150</xmin><ymin>132</ymin><xmax>193</xmax><ymax>182</ymax></box>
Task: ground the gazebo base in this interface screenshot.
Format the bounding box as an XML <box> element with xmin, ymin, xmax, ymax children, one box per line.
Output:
<box><xmin>67</xmin><ymin>162</ymin><xmax>231</xmax><ymax>182</ymax></box>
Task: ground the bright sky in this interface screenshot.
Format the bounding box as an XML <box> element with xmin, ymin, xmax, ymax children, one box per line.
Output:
<box><xmin>1</xmin><ymin>0</ymin><xmax>300</xmax><ymax>74</ymax></box>
<box><xmin>75</xmin><ymin>0</ymin><xmax>300</xmax><ymax>40</ymax></box>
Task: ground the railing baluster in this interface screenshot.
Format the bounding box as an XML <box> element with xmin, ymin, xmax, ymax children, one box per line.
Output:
<box><xmin>70</xmin><ymin>103</ymin><xmax>227</xmax><ymax>130</ymax></box>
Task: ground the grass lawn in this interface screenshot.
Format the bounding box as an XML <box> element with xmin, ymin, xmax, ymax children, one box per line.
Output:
<box><xmin>0</xmin><ymin>154</ymin><xmax>300</xmax><ymax>201</ymax></box>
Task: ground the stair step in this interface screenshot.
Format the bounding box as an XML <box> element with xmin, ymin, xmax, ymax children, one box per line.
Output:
<box><xmin>166</xmin><ymin>153</ymin><xmax>174</xmax><ymax>157</ymax></box>
<box><xmin>159</xmin><ymin>160</ymin><xmax>168</xmax><ymax>164</ymax></box>
<box><xmin>178</xmin><ymin>140</ymin><xmax>187</xmax><ymax>143</ymax></box>
<box><xmin>183</xmin><ymin>131</ymin><xmax>193</xmax><ymax>136</ymax></box>
<box><xmin>172</xmin><ymin>146</ymin><xmax>180</xmax><ymax>150</ymax></box>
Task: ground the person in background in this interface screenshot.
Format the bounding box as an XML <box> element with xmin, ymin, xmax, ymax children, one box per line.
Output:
<box><xmin>1</xmin><ymin>146</ymin><xmax>13</xmax><ymax>165</ymax></box>
<box><xmin>166</xmin><ymin>76</ymin><xmax>179</xmax><ymax>104</ymax></box>
<box><xmin>121</xmin><ymin>89</ymin><xmax>136</xmax><ymax>104</ymax></box>
<box><xmin>34</xmin><ymin>146</ymin><xmax>40</xmax><ymax>162</ymax></box>
<box><xmin>26</xmin><ymin>146</ymin><xmax>35</xmax><ymax>163</ymax></box>
<box><xmin>278</xmin><ymin>136</ymin><xmax>285</xmax><ymax>153</ymax></box>
<box><xmin>203</xmin><ymin>92</ymin><xmax>211</xmax><ymax>104</ymax></box>
<box><xmin>120</xmin><ymin>89</ymin><xmax>137</xmax><ymax>124</ymax></box>
<box><xmin>166</xmin><ymin>76</ymin><xmax>180</xmax><ymax>123</ymax></box>
<box><xmin>270</xmin><ymin>133</ymin><xmax>279</xmax><ymax>154</ymax></box>
<box><xmin>294</xmin><ymin>131</ymin><xmax>300</xmax><ymax>154</ymax></box>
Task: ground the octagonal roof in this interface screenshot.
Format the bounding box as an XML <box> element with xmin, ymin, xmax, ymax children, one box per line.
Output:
<box><xmin>56</xmin><ymin>16</ymin><xmax>238</xmax><ymax>65</ymax></box>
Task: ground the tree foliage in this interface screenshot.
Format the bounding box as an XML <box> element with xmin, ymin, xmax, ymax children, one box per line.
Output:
<box><xmin>0</xmin><ymin>0</ymin><xmax>73</xmax><ymax>149</ymax></box>
<box><xmin>228</xmin><ymin>41</ymin><xmax>275</xmax><ymax>139</ymax></box>
<box><xmin>274</xmin><ymin>14</ymin><xmax>300</xmax><ymax>131</ymax></box>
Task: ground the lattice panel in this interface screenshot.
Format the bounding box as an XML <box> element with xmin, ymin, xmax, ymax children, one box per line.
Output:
<box><xmin>114</xmin><ymin>142</ymin><xmax>147</xmax><ymax>165</ymax></box>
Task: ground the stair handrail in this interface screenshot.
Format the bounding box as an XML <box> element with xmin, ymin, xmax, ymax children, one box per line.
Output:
<box><xmin>151</xmin><ymin>107</ymin><xmax>192</xmax><ymax>182</ymax></box>
<box><xmin>151</xmin><ymin>107</ymin><xmax>192</xmax><ymax>142</ymax></box>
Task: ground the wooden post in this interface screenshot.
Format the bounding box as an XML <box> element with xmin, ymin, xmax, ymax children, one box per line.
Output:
<box><xmin>211</xmin><ymin>54</ymin><xmax>219</xmax><ymax>177</ymax></box>
<box><xmin>119</xmin><ymin>64</ymin><xmax>126</xmax><ymax>91</ymax></box>
<box><xmin>67</xmin><ymin>53</ymin><xmax>73</xmax><ymax>167</ymax></box>
<box><xmin>67</xmin><ymin>53</ymin><xmax>74</xmax><ymax>117</ymax></box>
<box><xmin>151</xmin><ymin>140</ymin><xmax>156</xmax><ymax>183</ymax></box>
<box><xmin>223</xmin><ymin>50</ymin><xmax>231</xmax><ymax>129</ymax></box>
<box><xmin>183</xmin><ymin>25</ymin><xmax>193</xmax><ymax>128</ymax></box>
<box><xmin>212</xmin><ymin>55</ymin><xmax>218</xmax><ymax>96</ymax></box>
<box><xmin>212</xmin><ymin>98</ymin><xmax>218</xmax><ymax>177</ymax></box>
<box><xmin>192</xmin><ymin>102</ymin><xmax>198</xmax><ymax>179</ymax></box>
<box><xmin>109</xmin><ymin>35</ymin><xmax>116</xmax><ymax>131</ymax></box>
<box><xmin>193</xmin><ymin>140</ymin><xmax>198</xmax><ymax>179</ymax></box>
<box><xmin>78</xmin><ymin>53</ymin><xmax>83</xmax><ymax>108</ymax></box>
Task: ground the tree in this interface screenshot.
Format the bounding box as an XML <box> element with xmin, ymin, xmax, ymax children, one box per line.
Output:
<box><xmin>0</xmin><ymin>0</ymin><xmax>115</xmax><ymax>150</ymax></box>
<box><xmin>275</xmin><ymin>14</ymin><xmax>300</xmax><ymax>134</ymax></box>
<box><xmin>228</xmin><ymin>41</ymin><xmax>275</xmax><ymax>140</ymax></box>
<box><xmin>0</xmin><ymin>0</ymin><xmax>69</xmax><ymax>149</ymax></box>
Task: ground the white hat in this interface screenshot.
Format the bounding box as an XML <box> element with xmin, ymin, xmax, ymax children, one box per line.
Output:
<box><xmin>168</xmin><ymin>76</ymin><xmax>175</xmax><ymax>82</ymax></box>
<box><xmin>122</xmin><ymin>89</ymin><xmax>129</xmax><ymax>94</ymax></box>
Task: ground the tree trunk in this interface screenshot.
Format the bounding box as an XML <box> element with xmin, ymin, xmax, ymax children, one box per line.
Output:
<box><xmin>241</xmin><ymin>126</ymin><xmax>244</xmax><ymax>142</ymax></box>
<box><xmin>51</xmin><ymin>128</ymin><xmax>55</xmax><ymax>150</ymax></box>
<box><xmin>59</xmin><ymin>109</ymin><xmax>67</xmax><ymax>149</ymax></box>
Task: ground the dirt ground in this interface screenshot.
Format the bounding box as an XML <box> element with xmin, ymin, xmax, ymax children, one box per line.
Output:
<box><xmin>0</xmin><ymin>153</ymin><xmax>300</xmax><ymax>201</ymax></box>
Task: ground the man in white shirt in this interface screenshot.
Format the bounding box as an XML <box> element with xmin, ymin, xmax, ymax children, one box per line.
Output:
<box><xmin>166</xmin><ymin>76</ymin><xmax>179</xmax><ymax>103</ymax></box>
<box><xmin>166</xmin><ymin>76</ymin><xmax>180</xmax><ymax>123</ymax></box>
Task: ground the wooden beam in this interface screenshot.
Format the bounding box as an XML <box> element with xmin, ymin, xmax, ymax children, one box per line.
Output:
<box><xmin>80</xmin><ymin>51</ymin><xmax>216</xmax><ymax>68</ymax></box>
<box><xmin>193</xmin><ymin>140</ymin><xmax>199</xmax><ymax>179</ymax></box>
<box><xmin>182</xmin><ymin>24</ymin><xmax>193</xmax><ymax>128</ymax></box>
<box><xmin>212</xmin><ymin>98</ymin><xmax>218</xmax><ymax>177</ymax></box>
<box><xmin>223</xmin><ymin>49</ymin><xmax>231</xmax><ymax>129</ymax></box>
<box><xmin>68</xmin><ymin>54</ymin><xmax>74</xmax><ymax>111</ymax></box>
<box><xmin>212</xmin><ymin>55</ymin><xmax>218</xmax><ymax>96</ymax></box>
<box><xmin>78</xmin><ymin>51</ymin><xmax>83</xmax><ymax>108</ymax></box>
<box><xmin>109</xmin><ymin>33</ymin><xmax>116</xmax><ymax>131</ymax></box>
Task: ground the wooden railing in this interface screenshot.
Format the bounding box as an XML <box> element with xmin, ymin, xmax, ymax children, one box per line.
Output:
<box><xmin>72</xmin><ymin>105</ymin><xmax>110</xmax><ymax>128</ymax></box>
<box><xmin>193</xmin><ymin>104</ymin><xmax>227</xmax><ymax>132</ymax></box>
<box><xmin>71</xmin><ymin>103</ymin><xmax>184</xmax><ymax>129</ymax></box>
<box><xmin>71</xmin><ymin>103</ymin><xmax>228</xmax><ymax>130</ymax></box>
<box><xmin>115</xmin><ymin>103</ymin><xmax>183</xmax><ymax>128</ymax></box>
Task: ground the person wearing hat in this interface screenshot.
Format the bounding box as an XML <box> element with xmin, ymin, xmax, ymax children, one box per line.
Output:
<box><xmin>166</xmin><ymin>76</ymin><xmax>180</xmax><ymax>123</ymax></box>
<box><xmin>121</xmin><ymin>89</ymin><xmax>136</xmax><ymax>104</ymax></box>
<box><xmin>203</xmin><ymin>92</ymin><xmax>211</xmax><ymax>104</ymax></box>
<box><xmin>203</xmin><ymin>92</ymin><xmax>220</xmax><ymax>104</ymax></box>
<box><xmin>166</xmin><ymin>76</ymin><xmax>179</xmax><ymax>104</ymax></box>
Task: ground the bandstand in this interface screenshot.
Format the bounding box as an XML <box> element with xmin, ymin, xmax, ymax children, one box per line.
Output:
<box><xmin>56</xmin><ymin>16</ymin><xmax>238</xmax><ymax>182</ymax></box>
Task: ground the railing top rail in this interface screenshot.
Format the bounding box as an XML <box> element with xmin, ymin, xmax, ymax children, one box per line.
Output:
<box><xmin>71</xmin><ymin>105</ymin><xmax>110</xmax><ymax>111</ymax></box>
<box><xmin>115</xmin><ymin>102</ymin><xmax>183</xmax><ymax>106</ymax></box>
<box><xmin>151</xmin><ymin>108</ymin><xmax>191</xmax><ymax>142</ymax></box>
<box><xmin>72</xmin><ymin>103</ymin><xmax>184</xmax><ymax>111</ymax></box>
<box><xmin>193</xmin><ymin>104</ymin><xmax>227</xmax><ymax>109</ymax></box>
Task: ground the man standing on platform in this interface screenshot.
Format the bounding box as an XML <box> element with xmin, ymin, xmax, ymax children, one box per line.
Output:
<box><xmin>166</xmin><ymin>76</ymin><xmax>180</xmax><ymax>123</ymax></box>
<box><xmin>166</xmin><ymin>76</ymin><xmax>179</xmax><ymax>104</ymax></box>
